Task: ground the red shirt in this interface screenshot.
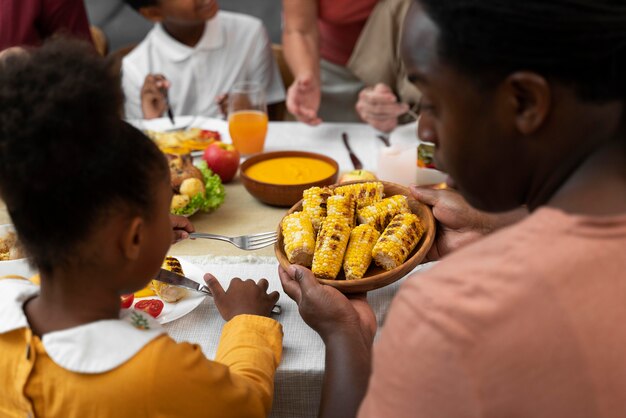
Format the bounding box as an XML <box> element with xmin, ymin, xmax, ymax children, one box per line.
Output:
<box><xmin>317</xmin><ymin>0</ymin><xmax>378</xmax><ymax>66</ymax></box>
<box><xmin>0</xmin><ymin>0</ymin><xmax>92</xmax><ymax>51</ymax></box>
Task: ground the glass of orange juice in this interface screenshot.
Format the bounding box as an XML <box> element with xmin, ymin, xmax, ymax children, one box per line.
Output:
<box><xmin>228</xmin><ymin>82</ymin><xmax>268</xmax><ymax>156</ymax></box>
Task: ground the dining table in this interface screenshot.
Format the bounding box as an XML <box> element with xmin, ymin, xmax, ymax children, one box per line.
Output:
<box><xmin>0</xmin><ymin>119</ymin><xmax>436</xmax><ymax>418</ymax></box>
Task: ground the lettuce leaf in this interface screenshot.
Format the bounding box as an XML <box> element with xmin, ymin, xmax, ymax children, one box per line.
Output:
<box><xmin>171</xmin><ymin>161</ymin><xmax>225</xmax><ymax>216</ymax></box>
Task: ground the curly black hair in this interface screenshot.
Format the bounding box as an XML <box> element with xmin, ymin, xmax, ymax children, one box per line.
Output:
<box><xmin>123</xmin><ymin>0</ymin><xmax>159</xmax><ymax>11</ymax></box>
<box><xmin>418</xmin><ymin>0</ymin><xmax>626</xmax><ymax>103</ymax></box>
<box><xmin>0</xmin><ymin>39</ymin><xmax>168</xmax><ymax>275</ymax></box>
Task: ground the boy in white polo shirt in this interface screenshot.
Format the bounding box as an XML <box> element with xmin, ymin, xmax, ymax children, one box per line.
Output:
<box><xmin>121</xmin><ymin>0</ymin><xmax>284</xmax><ymax>120</ymax></box>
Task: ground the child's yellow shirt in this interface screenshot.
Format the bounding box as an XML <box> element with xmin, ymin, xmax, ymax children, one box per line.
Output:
<box><xmin>0</xmin><ymin>279</ymin><xmax>283</xmax><ymax>418</ymax></box>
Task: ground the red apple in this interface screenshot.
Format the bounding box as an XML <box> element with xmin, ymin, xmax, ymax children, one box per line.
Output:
<box><xmin>202</xmin><ymin>142</ymin><xmax>240</xmax><ymax>183</ymax></box>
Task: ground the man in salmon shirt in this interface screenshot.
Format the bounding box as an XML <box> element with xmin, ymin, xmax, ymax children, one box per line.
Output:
<box><xmin>280</xmin><ymin>0</ymin><xmax>626</xmax><ymax>417</ymax></box>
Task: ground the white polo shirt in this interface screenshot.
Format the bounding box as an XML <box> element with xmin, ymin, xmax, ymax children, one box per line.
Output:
<box><xmin>122</xmin><ymin>11</ymin><xmax>285</xmax><ymax>119</ymax></box>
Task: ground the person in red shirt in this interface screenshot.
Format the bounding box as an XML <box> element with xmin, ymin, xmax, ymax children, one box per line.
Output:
<box><xmin>0</xmin><ymin>0</ymin><xmax>92</xmax><ymax>51</ymax></box>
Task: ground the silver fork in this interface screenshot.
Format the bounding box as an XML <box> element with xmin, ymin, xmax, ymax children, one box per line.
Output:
<box><xmin>189</xmin><ymin>231</ymin><xmax>277</xmax><ymax>250</ymax></box>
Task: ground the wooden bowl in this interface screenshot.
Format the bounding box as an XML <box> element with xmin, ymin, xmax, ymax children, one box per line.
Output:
<box><xmin>240</xmin><ymin>151</ymin><xmax>339</xmax><ymax>207</ymax></box>
<box><xmin>275</xmin><ymin>181</ymin><xmax>436</xmax><ymax>293</ymax></box>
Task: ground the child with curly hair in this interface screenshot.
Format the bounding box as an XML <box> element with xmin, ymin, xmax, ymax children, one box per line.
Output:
<box><xmin>0</xmin><ymin>40</ymin><xmax>282</xmax><ymax>418</ymax></box>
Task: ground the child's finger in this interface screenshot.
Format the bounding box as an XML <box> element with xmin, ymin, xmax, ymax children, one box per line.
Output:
<box><xmin>278</xmin><ymin>265</ymin><xmax>302</xmax><ymax>303</ymax></box>
<box><xmin>268</xmin><ymin>290</ymin><xmax>280</xmax><ymax>304</ymax></box>
<box><xmin>204</xmin><ymin>273</ymin><xmax>225</xmax><ymax>301</ymax></box>
<box><xmin>257</xmin><ymin>278</ymin><xmax>269</xmax><ymax>292</ymax></box>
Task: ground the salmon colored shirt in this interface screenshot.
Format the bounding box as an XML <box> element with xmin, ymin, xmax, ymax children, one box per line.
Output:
<box><xmin>0</xmin><ymin>280</ymin><xmax>283</xmax><ymax>418</ymax></box>
<box><xmin>317</xmin><ymin>0</ymin><xmax>379</xmax><ymax>66</ymax></box>
<box><xmin>359</xmin><ymin>207</ymin><xmax>626</xmax><ymax>418</ymax></box>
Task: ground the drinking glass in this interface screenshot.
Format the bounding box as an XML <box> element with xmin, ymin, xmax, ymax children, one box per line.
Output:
<box><xmin>228</xmin><ymin>81</ymin><xmax>268</xmax><ymax>156</ymax></box>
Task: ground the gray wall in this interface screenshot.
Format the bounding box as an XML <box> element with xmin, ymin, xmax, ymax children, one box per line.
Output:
<box><xmin>85</xmin><ymin>0</ymin><xmax>282</xmax><ymax>52</ymax></box>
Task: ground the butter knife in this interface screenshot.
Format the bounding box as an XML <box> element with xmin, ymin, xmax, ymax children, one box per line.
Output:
<box><xmin>341</xmin><ymin>132</ymin><xmax>364</xmax><ymax>170</ymax></box>
<box><xmin>155</xmin><ymin>268</ymin><xmax>282</xmax><ymax>315</ymax></box>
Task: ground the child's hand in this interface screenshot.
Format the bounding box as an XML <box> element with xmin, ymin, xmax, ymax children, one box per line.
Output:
<box><xmin>169</xmin><ymin>214</ymin><xmax>194</xmax><ymax>243</ymax></box>
<box><xmin>205</xmin><ymin>273</ymin><xmax>280</xmax><ymax>320</ymax></box>
<box><xmin>278</xmin><ymin>265</ymin><xmax>376</xmax><ymax>344</ymax></box>
<box><xmin>141</xmin><ymin>74</ymin><xmax>170</xmax><ymax>119</ymax></box>
<box><xmin>215</xmin><ymin>93</ymin><xmax>228</xmax><ymax>119</ymax></box>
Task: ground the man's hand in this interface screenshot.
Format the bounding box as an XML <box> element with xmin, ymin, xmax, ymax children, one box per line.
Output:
<box><xmin>169</xmin><ymin>214</ymin><xmax>194</xmax><ymax>244</ymax></box>
<box><xmin>411</xmin><ymin>186</ymin><xmax>528</xmax><ymax>261</ymax></box>
<box><xmin>141</xmin><ymin>74</ymin><xmax>170</xmax><ymax>119</ymax></box>
<box><xmin>278</xmin><ymin>264</ymin><xmax>376</xmax><ymax>343</ymax></box>
<box><xmin>286</xmin><ymin>76</ymin><xmax>322</xmax><ymax>126</ymax></box>
<box><xmin>356</xmin><ymin>83</ymin><xmax>409</xmax><ymax>133</ymax></box>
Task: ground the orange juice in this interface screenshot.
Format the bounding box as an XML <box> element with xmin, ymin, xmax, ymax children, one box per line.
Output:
<box><xmin>228</xmin><ymin>110</ymin><xmax>268</xmax><ymax>155</ymax></box>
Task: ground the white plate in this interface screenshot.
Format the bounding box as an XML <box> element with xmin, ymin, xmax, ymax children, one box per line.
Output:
<box><xmin>0</xmin><ymin>224</ymin><xmax>37</xmax><ymax>280</ymax></box>
<box><xmin>131</xmin><ymin>257</ymin><xmax>207</xmax><ymax>324</ymax></box>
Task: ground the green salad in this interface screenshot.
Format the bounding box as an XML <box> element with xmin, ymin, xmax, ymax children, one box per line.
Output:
<box><xmin>172</xmin><ymin>161</ymin><xmax>225</xmax><ymax>216</ymax></box>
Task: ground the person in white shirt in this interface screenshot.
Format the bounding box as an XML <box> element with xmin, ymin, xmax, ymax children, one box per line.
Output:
<box><xmin>121</xmin><ymin>0</ymin><xmax>284</xmax><ymax>120</ymax></box>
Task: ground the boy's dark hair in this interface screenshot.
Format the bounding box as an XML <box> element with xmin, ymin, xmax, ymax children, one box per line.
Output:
<box><xmin>0</xmin><ymin>39</ymin><xmax>168</xmax><ymax>274</ymax></box>
<box><xmin>418</xmin><ymin>0</ymin><xmax>626</xmax><ymax>102</ymax></box>
<box><xmin>123</xmin><ymin>0</ymin><xmax>158</xmax><ymax>11</ymax></box>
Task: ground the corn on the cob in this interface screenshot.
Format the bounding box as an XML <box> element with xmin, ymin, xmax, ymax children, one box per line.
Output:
<box><xmin>372</xmin><ymin>213</ymin><xmax>424</xmax><ymax>270</ymax></box>
<box><xmin>303</xmin><ymin>186</ymin><xmax>333</xmax><ymax>231</ymax></box>
<box><xmin>281</xmin><ymin>212</ymin><xmax>316</xmax><ymax>267</ymax></box>
<box><xmin>312</xmin><ymin>215</ymin><xmax>351</xmax><ymax>279</ymax></box>
<box><xmin>343</xmin><ymin>224</ymin><xmax>380</xmax><ymax>280</ymax></box>
<box><xmin>326</xmin><ymin>194</ymin><xmax>356</xmax><ymax>228</ymax></box>
<box><xmin>334</xmin><ymin>182</ymin><xmax>384</xmax><ymax>209</ymax></box>
<box><xmin>357</xmin><ymin>194</ymin><xmax>410</xmax><ymax>231</ymax></box>
<box><xmin>151</xmin><ymin>256</ymin><xmax>187</xmax><ymax>302</ymax></box>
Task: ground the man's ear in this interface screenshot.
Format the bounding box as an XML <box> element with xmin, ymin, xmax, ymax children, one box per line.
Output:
<box><xmin>503</xmin><ymin>72</ymin><xmax>551</xmax><ymax>135</ymax></box>
<box><xmin>121</xmin><ymin>217</ymin><xmax>144</xmax><ymax>261</ymax></box>
<box><xmin>139</xmin><ymin>6</ymin><xmax>164</xmax><ymax>22</ymax></box>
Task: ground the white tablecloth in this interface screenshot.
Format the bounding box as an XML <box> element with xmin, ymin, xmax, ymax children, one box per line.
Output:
<box><xmin>164</xmin><ymin>255</ymin><xmax>433</xmax><ymax>418</ymax></box>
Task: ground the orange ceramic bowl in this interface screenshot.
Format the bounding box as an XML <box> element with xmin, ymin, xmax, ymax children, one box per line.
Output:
<box><xmin>240</xmin><ymin>151</ymin><xmax>339</xmax><ymax>207</ymax></box>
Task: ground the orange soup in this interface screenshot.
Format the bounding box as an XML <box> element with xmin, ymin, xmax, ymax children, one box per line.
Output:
<box><xmin>245</xmin><ymin>157</ymin><xmax>336</xmax><ymax>185</ymax></box>
<box><xmin>228</xmin><ymin>110</ymin><xmax>268</xmax><ymax>155</ymax></box>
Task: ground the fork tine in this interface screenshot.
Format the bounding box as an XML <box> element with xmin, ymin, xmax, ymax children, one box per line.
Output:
<box><xmin>247</xmin><ymin>234</ymin><xmax>277</xmax><ymax>243</ymax></box>
<box><xmin>246</xmin><ymin>240</ymin><xmax>277</xmax><ymax>250</ymax></box>
<box><xmin>248</xmin><ymin>231</ymin><xmax>278</xmax><ymax>239</ymax></box>
<box><xmin>247</xmin><ymin>237</ymin><xmax>278</xmax><ymax>247</ymax></box>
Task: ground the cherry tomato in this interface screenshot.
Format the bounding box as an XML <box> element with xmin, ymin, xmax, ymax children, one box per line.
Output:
<box><xmin>134</xmin><ymin>299</ymin><xmax>164</xmax><ymax>318</ymax></box>
<box><xmin>199</xmin><ymin>129</ymin><xmax>221</xmax><ymax>141</ymax></box>
<box><xmin>120</xmin><ymin>293</ymin><xmax>134</xmax><ymax>309</ymax></box>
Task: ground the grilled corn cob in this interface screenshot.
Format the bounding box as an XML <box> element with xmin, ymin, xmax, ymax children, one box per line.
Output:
<box><xmin>312</xmin><ymin>215</ymin><xmax>351</xmax><ymax>279</ymax></box>
<box><xmin>357</xmin><ymin>194</ymin><xmax>410</xmax><ymax>231</ymax></box>
<box><xmin>326</xmin><ymin>194</ymin><xmax>356</xmax><ymax>228</ymax></box>
<box><xmin>343</xmin><ymin>224</ymin><xmax>380</xmax><ymax>280</ymax></box>
<box><xmin>303</xmin><ymin>186</ymin><xmax>333</xmax><ymax>231</ymax></box>
<box><xmin>334</xmin><ymin>182</ymin><xmax>384</xmax><ymax>209</ymax></box>
<box><xmin>281</xmin><ymin>212</ymin><xmax>316</xmax><ymax>267</ymax></box>
<box><xmin>151</xmin><ymin>256</ymin><xmax>187</xmax><ymax>302</ymax></box>
<box><xmin>372</xmin><ymin>213</ymin><xmax>424</xmax><ymax>270</ymax></box>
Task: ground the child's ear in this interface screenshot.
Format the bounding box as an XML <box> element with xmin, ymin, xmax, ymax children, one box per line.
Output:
<box><xmin>121</xmin><ymin>217</ymin><xmax>144</xmax><ymax>261</ymax></box>
<box><xmin>139</xmin><ymin>6</ymin><xmax>164</xmax><ymax>22</ymax></box>
<box><xmin>504</xmin><ymin>72</ymin><xmax>551</xmax><ymax>136</ymax></box>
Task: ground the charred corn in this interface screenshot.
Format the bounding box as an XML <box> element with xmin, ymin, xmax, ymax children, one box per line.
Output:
<box><xmin>326</xmin><ymin>194</ymin><xmax>356</xmax><ymax>228</ymax></box>
<box><xmin>343</xmin><ymin>224</ymin><xmax>380</xmax><ymax>280</ymax></box>
<box><xmin>312</xmin><ymin>215</ymin><xmax>351</xmax><ymax>280</ymax></box>
<box><xmin>303</xmin><ymin>186</ymin><xmax>333</xmax><ymax>231</ymax></box>
<box><xmin>357</xmin><ymin>194</ymin><xmax>410</xmax><ymax>231</ymax></box>
<box><xmin>372</xmin><ymin>213</ymin><xmax>424</xmax><ymax>270</ymax></box>
<box><xmin>151</xmin><ymin>256</ymin><xmax>187</xmax><ymax>302</ymax></box>
<box><xmin>334</xmin><ymin>182</ymin><xmax>384</xmax><ymax>209</ymax></box>
<box><xmin>281</xmin><ymin>212</ymin><xmax>316</xmax><ymax>267</ymax></box>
